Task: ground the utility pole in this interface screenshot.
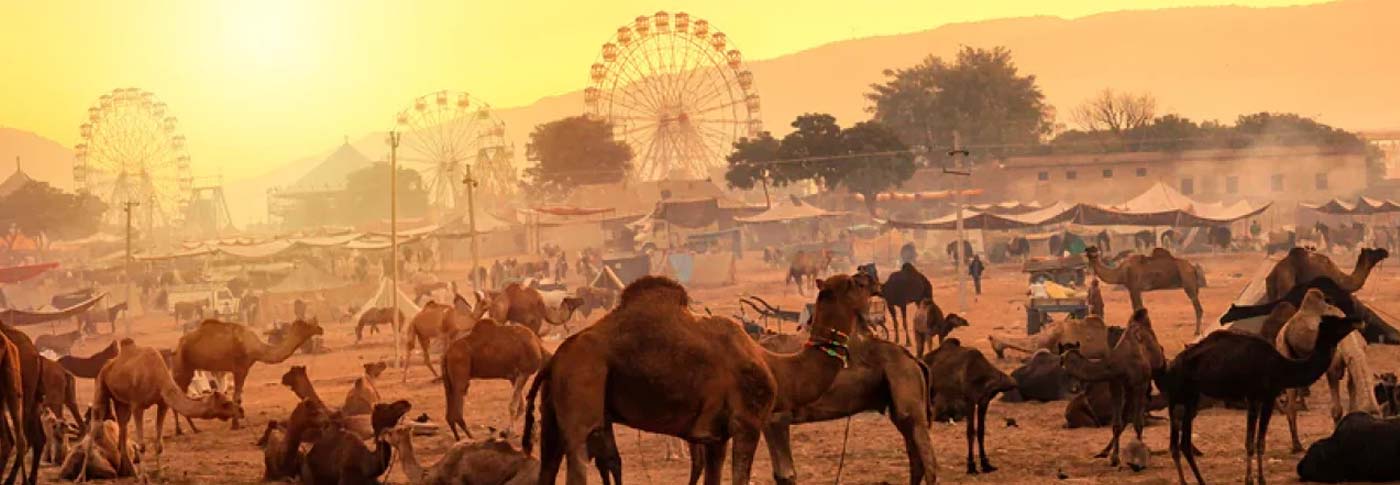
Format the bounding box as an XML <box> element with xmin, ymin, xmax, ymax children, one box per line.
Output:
<box><xmin>122</xmin><ymin>201</ymin><xmax>139</xmax><ymax>337</ymax></box>
<box><xmin>388</xmin><ymin>131</ymin><xmax>403</xmax><ymax>373</ymax></box>
<box><xmin>463</xmin><ymin>166</ymin><xmax>481</xmax><ymax>291</ymax></box>
<box><xmin>946</xmin><ymin>131</ymin><xmax>971</xmax><ymax>313</ymax></box>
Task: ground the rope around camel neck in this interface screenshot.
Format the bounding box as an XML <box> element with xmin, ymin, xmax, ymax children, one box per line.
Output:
<box><xmin>833</xmin><ymin>415</ymin><xmax>853</xmax><ymax>485</ymax></box>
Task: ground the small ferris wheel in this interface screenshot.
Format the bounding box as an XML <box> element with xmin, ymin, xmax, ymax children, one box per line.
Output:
<box><xmin>73</xmin><ymin>88</ymin><xmax>193</xmax><ymax>230</ymax></box>
<box><xmin>585</xmin><ymin>11</ymin><xmax>763</xmax><ymax>181</ymax></box>
<box><xmin>395</xmin><ymin>91</ymin><xmax>515</xmax><ymax>209</ymax></box>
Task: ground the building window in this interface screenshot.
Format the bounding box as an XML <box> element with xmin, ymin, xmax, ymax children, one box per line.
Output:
<box><xmin>1037</xmin><ymin>171</ymin><xmax>1048</xmax><ymax>181</ymax></box>
<box><xmin>1136</xmin><ymin>167</ymin><xmax>1148</xmax><ymax>177</ymax></box>
<box><xmin>1180</xmin><ymin>177</ymin><xmax>1194</xmax><ymax>195</ymax></box>
<box><xmin>1066</xmin><ymin>170</ymin><xmax>1077</xmax><ymax>180</ymax></box>
<box><xmin>1102</xmin><ymin>169</ymin><xmax>1113</xmax><ymax>178</ymax></box>
<box><xmin>1315</xmin><ymin>172</ymin><xmax>1329</xmax><ymax>190</ymax></box>
<box><xmin>1226</xmin><ymin>175</ymin><xmax>1239</xmax><ymax>194</ymax></box>
<box><xmin>1272</xmin><ymin>174</ymin><xmax>1285</xmax><ymax>192</ymax></box>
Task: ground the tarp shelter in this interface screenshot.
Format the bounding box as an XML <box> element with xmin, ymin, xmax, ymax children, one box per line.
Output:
<box><xmin>653</xmin><ymin>198</ymin><xmax>722</xmax><ymax>228</ymax></box>
<box><xmin>0</xmin><ymin>262</ymin><xmax>58</xmax><ymax>284</ymax></box>
<box><xmin>602</xmin><ymin>253</ymin><xmax>651</xmax><ymax>286</ymax></box>
<box><xmin>882</xmin><ymin>202</ymin><xmax>1079</xmax><ymax>231</ymax></box>
<box><xmin>349</xmin><ymin>277</ymin><xmax>422</xmax><ymax>328</ymax></box>
<box><xmin>267</xmin><ymin>264</ymin><xmax>351</xmax><ymax>294</ymax></box>
<box><xmin>1302</xmin><ymin>197</ymin><xmax>1400</xmax><ymax>215</ymax></box>
<box><xmin>734</xmin><ymin>199</ymin><xmax>846</xmax><ymax>224</ymax></box>
<box><xmin>0</xmin><ymin>292</ymin><xmax>104</xmax><ymax>326</ymax></box>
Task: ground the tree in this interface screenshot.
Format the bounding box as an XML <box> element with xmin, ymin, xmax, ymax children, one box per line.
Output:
<box><xmin>345</xmin><ymin>162</ymin><xmax>427</xmax><ymax>225</ymax></box>
<box><xmin>0</xmin><ymin>181</ymin><xmax>106</xmax><ymax>251</ymax></box>
<box><xmin>834</xmin><ymin>121</ymin><xmax>915</xmax><ymax>216</ymax></box>
<box><xmin>523</xmin><ymin>116</ymin><xmax>633</xmax><ymax>197</ymax></box>
<box><xmin>867</xmin><ymin>46</ymin><xmax>1052</xmax><ymax>159</ymax></box>
<box><xmin>1071</xmin><ymin>88</ymin><xmax>1157</xmax><ymax>134</ymax></box>
<box><xmin>723</xmin><ymin>131</ymin><xmax>781</xmax><ymax>206</ymax></box>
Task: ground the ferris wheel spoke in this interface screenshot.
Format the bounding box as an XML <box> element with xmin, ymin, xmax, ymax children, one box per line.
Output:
<box><xmin>608</xmin><ymin>60</ymin><xmax>668</xmax><ymax>114</ymax></box>
<box><xmin>687</xmin><ymin>75</ymin><xmax>736</xmax><ymax>114</ymax></box>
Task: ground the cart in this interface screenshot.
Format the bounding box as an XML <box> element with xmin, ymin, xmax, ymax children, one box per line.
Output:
<box><xmin>1025</xmin><ymin>297</ymin><xmax>1089</xmax><ymax>335</ymax></box>
<box><xmin>1022</xmin><ymin>255</ymin><xmax>1087</xmax><ymax>287</ymax></box>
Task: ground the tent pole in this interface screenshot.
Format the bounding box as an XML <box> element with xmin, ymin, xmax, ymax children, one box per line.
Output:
<box><xmin>389</xmin><ymin>131</ymin><xmax>403</xmax><ymax>375</ymax></box>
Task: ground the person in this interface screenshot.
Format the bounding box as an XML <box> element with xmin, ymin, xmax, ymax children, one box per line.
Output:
<box><xmin>968</xmin><ymin>254</ymin><xmax>986</xmax><ymax>296</ymax></box>
<box><xmin>1250</xmin><ymin>219</ymin><xmax>1262</xmax><ymax>239</ymax></box>
<box><xmin>1087</xmin><ymin>278</ymin><xmax>1105</xmax><ymax>318</ymax></box>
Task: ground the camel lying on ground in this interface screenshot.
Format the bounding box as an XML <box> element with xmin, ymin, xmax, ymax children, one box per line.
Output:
<box><xmin>990</xmin><ymin>315</ymin><xmax>1111</xmax><ymax>360</ymax></box>
<box><xmin>1273</xmin><ymin>288</ymin><xmax>1381</xmax><ymax>453</ymax></box>
<box><xmin>389</xmin><ymin>426</ymin><xmax>539</xmax><ymax>485</ymax></box>
<box><xmin>57</xmin><ymin>419</ymin><xmax>139</xmax><ymax>481</ymax></box>
<box><xmin>300</xmin><ymin>400</ymin><xmax>411</xmax><ymax>485</ymax></box>
<box><xmin>342</xmin><ymin>361</ymin><xmax>387</xmax><ymax>416</ymax></box>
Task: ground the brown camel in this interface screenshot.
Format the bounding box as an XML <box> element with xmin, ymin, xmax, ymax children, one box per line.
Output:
<box><xmin>441</xmin><ymin>318</ymin><xmax>546</xmax><ymax>440</ymax></box>
<box><xmin>785</xmin><ymin>249</ymin><xmax>833</xmax><ymax>295</ymax></box>
<box><xmin>389</xmin><ymin>426</ymin><xmax>540</xmax><ymax>485</ymax></box>
<box><xmin>88</xmin><ymin>342</ymin><xmax>242</xmax><ymax>477</ymax></box>
<box><xmin>912</xmin><ymin>297</ymin><xmax>968</xmax><ymax>357</ymax></box>
<box><xmin>57</xmin><ymin>340</ymin><xmax>119</xmax><ymax>379</ymax></box>
<box><xmin>693</xmin><ymin>315</ymin><xmax>939</xmax><ymax>485</ymax></box>
<box><xmin>272</xmin><ymin>397</ymin><xmax>335</xmax><ymax>480</ymax></box>
<box><xmin>57</xmin><ymin>419</ymin><xmax>139</xmax><ymax>481</ymax></box>
<box><xmin>0</xmin><ymin>331</ymin><xmax>26</xmax><ymax>484</ymax></box>
<box><xmin>342</xmin><ymin>361</ymin><xmax>387</xmax><ymax>416</ymax></box>
<box><xmin>1265</xmin><ymin>247</ymin><xmax>1388</xmax><ymax>301</ymax></box>
<box><xmin>300</xmin><ymin>400</ymin><xmax>411</xmax><ymax>485</ymax></box>
<box><xmin>405</xmin><ymin>294</ymin><xmax>480</xmax><ymax>379</ymax></box>
<box><xmin>257</xmin><ymin>420</ymin><xmax>290</xmax><ymax>482</ymax></box>
<box><xmin>279</xmin><ymin>366</ymin><xmax>378</xmax><ymax>441</ymax></box>
<box><xmin>1273</xmin><ymin>288</ymin><xmax>1381</xmax><ymax>453</ymax></box>
<box><xmin>523</xmin><ymin>274</ymin><xmax>873</xmax><ymax>485</ymax></box>
<box><xmin>482</xmin><ymin>283</ymin><xmax>584</xmax><ymax>336</ymax></box>
<box><xmin>1085</xmin><ymin>246</ymin><xmax>1206</xmax><ymax>334</ymax></box>
<box><xmin>923</xmin><ymin>338</ymin><xmax>1016</xmax><ymax>474</ymax></box>
<box><xmin>1056</xmin><ymin>308</ymin><xmax>1166</xmax><ymax>468</ymax></box>
<box><xmin>170</xmin><ymin>318</ymin><xmax>323</xmax><ymax>430</ymax></box>
<box><xmin>1163</xmin><ymin>313</ymin><xmax>1362</xmax><ymax>485</ymax></box>
<box><xmin>37</xmin><ymin>408</ymin><xmax>65</xmax><ymax>465</ymax></box>
<box><xmin>38</xmin><ymin>357</ymin><xmax>82</xmax><ymax>430</ymax></box>
<box><xmin>990</xmin><ymin>315</ymin><xmax>1112</xmax><ymax>360</ymax></box>
<box><xmin>34</xmin><ymin>329</ymin><xmax>83</xmax><ymax>356</ymax></box>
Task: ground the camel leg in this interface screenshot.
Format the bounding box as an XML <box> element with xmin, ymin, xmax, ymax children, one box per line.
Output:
<box><xmin>172</xmin><ymin>365</ymin><xmax>195</xmax><ymax>436</ymax></box>
<box><xmin>687</xmin><ymin>442</ymin><xmax>704</xmax><ymax>485</ymax></box>
<box><xmin>1185</xmin><ymin>287</ymin><xmax>1205</xmax><ymax>335</ymax></box>
<box><xmin>886</xmin><ymin>363</ymin><xmax>937</xmax><ymax>485</ymax></box>
<box><xmin>1283</xmin><ymin>389</ymin><xmax>1304</xmax><ymax>453</ymax></box>
<box><xmin>1256</xmin><ymin>399</ymin><xmax>1275</xmax><ymax>485</ymax></box>
<box><xmin>977</xmin><ymin>398</ymin><xmax>996</xmax><ymax>473</ymax></box>
<box><xmin>762</xmin><ymin>417</ymin><xmax>796</xmax><ymax>485</ymax></box>
<box><xmin>418</xmin><ymin>335</ymin><xmax>440</xmax><ymax>379</ymax></box>
<box><xmin>230</xmin><ymin>369</ymin><xmax>248</xmax><ymax>430</ymax></box>
<box><xmin>703</xmin><ymin>441</ymin><xmax>727</xmax><ymax>485</ymax></box>
<box><xmin>114</xmin><ymin>405</ymin><xmax>134</xmax><ymax>478</ymax></box>
<box><xmin>445</xmin><ymin>374</ymin><xmax>470</xmax><ymax>441</ymax></box>
<box><xmin>964</xmin><ymin>399</ymin><xmax>977</xmax><ymax>474</ymax></box>
<box><xmin>1170</xmin><ymin>403</ymin><xmax>1187</xmax><ymax>485</ymax></box>
<box><xmin>1096</xmin><ymin>382</ymin><xmax>1126</xmax><ymax>466</ymax></box>
<box><xmin>730</xmin><ymin>421</ymin><xmax>762</xmax><ymax>485</ymax></box>
<box><xmin>1128</xmin><ymin>290</ymin><xmax>1144</xmax><ymax>311</ymax></box>
<box><xmin>1244</xmin><ymin>400</ymin><xmax>1258</xmax><ymax>485</ymax></box>
<box><xmin>154</xmin><ymin>405</ymin><xmax>166</xmax><ymax>476</ymax></box>
<box><xmin>538</xmin><ymin>404</ymin><xmax>565</xmax><ymax>485</ymax></box>
<box><xmin>886</xmin><ymin>304</ymin><xmax>900</xmax><ymax>345</ymax></box>
<box><xmin>509</xmin><ymin>375</ymin><xmax>530</xmax><ymax>437</ymax></box>
<box><xmin>1180</xmin><ymin>399</ymin><xmax>1207</xmax><ymax>485</ymax></box>
<box><xmin>1327</xmin><ymin>365</ymin><xmax>1346</xmax><ymax>424</ymax></box>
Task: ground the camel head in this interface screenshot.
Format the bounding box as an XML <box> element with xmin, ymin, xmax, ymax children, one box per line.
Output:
<box><xmin>286</xmin><ymin>318</ymin><xmax>325</xmax><ymax>340</ymax></box>
<box><xmin>364</xmin><ymin>361</ymin><xmax>388</xmax><ymax>379</ymax></box>
<box><xmin>256</xmin><ymin>420</ymin><xmax>285</xmax><ymax>448</ymax></box>
<box><xmin>280</xmin><ymin>365</ymin><xmax>310</xmax><ymax>390</ymax></box>
<box><xmin>1299</xmin><ymin>289</ymin><xmax>1346</xmax><ymax>319</ymax></box>
<box><xmin>1362</xmin><ymin>247</ymin><xmax>1391</xmax><ymax>267</ymax></box>
<box><xmin>371</xmin><ymin>399</ymin><xmax>413</xmax><ymax>436</ymax></box>
<box><xmin>812</xmin><ymin>274</ymin><xmax>879</xmax><ymax>340</ymax></box>
<box><xmin>945</xmin><ymin>313</ymin><xmax>970</xmax><ymax>330</ymax></box>
<box><xmin>200</xmin><ymin>390</ymin><xmax>244</xmax><ymax>421</ymax></box>
<box><xmin>1056</xmin><ymin>341</ymin><xmax>1083</xmax><ymax>359</ymax></box>
<box><xmin>1084</xmin><ymin>246</ymin><xmax>1101</xmax><ymax>261</ymax></box>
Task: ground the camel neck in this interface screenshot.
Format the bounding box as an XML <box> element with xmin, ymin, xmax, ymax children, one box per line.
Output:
<box><xmin>393</xmin><ymin>434</ymin><xmax>427</xmax><ymax>484</ymax></box>
<box><xmin>256</xmin><ymin>332</ymin><xmax>305</xmax><ymax>363</ymax></box>
<box><xmin>1061</xmin><ymin>352</ymin><xmax>1118</xmax><ymax>382</ymax></box>
<box><xmin>1278</xmin><ymin>336</ymin><xmax>1344</xmax><ymax>389</ymax></box>
<box><xmin>1344</xmin><ymin>254</ymin><xmax>1375</xmax><ymax>290</ymax></box>
<box><xmin>290</xmin><ymin>380</ymin><xmax>321</xmax><ymax>403</ymax></box>
<box><xmin>764</xmin><ymin>328</ymin><xmax>850</xmax><ymax>413</ymax></box>
<box><xmin>158</xmin><ymin>380</ymin><xmax>214</xmax><ymax>418</ymax></box>
<box><xmin>370</xmin><ymin>436</ymin><xmax>394</xmax><ymax>478</ymax></box>
<box><xmin>1087</xmin><ymin>256</ymin><xmax>1124</xmax><ymax>284</ymax></box>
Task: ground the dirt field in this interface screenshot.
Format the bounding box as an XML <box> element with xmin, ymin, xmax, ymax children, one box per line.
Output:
<box><xmin>21</xmin><ymin>250</ymin><xmax>1400</xmax><ymax>484</ymax></box>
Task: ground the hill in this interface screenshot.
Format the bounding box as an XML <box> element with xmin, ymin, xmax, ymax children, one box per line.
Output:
<box><xmin>0</xmin><ymin>127</ymin><xmax>75</xmax><ymax>189</ymax></box>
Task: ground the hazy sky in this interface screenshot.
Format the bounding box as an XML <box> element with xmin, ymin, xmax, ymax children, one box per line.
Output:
<box><xmin>1</xmin><ymin>0</ymin><xmax>1324</xmax><ymax>181</ymax></box>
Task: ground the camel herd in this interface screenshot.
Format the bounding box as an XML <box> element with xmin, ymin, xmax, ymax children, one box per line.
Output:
<box><xmin>2</xmin><ymin>244</ymin><xmax>1399</xmax><ymax>484</ymax></box>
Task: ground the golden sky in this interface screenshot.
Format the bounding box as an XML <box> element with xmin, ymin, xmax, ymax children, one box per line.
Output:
<box><xmin>0</xmin><ymin>0</ymin><xmax>1324</xmax><ymax>182</ymax></box>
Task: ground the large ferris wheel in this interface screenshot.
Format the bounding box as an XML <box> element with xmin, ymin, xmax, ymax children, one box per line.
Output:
<box><xmin>74</xmin><ymin>88</ymin><xmax>193</xmax><ymax>230</ymax></box>
<box><xmin>585</xmin><ymin>12</ymin><xmax>763</xmax><ymax>181</ymax></box>
<box><xmin>395</xmin><ymin>91</ymin><xmax>515</xmax><ymax>209</ymax></box>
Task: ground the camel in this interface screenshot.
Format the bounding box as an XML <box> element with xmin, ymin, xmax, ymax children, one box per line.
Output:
<box><xmin>1056</xmin><ymin>308</ymin><xmax>1166</xmax><ymax>468</ymax></box>
<box><xmin>171</xmin><ymin>318</ymin><xmax>323</xmax><ymax>430</ymax></box>
<box><xmin>912</xmin><ymin>297</ymin><xmax>967</xmax><ymax>357</ymax></box>
<box><xmin>272</xmin><ymin>397</ymin><xmax>335</xmax><ymax>480</ymax></box>
<box><xmin>257</xmin><ymin>420</ymin><xmax>290</xmax><ymax>482</ymax></box>
<box><xmin>785</xmin><ymin>249</ymin><xmax>832</xmax><ymax>295</ymax></box>
<box><xmin>1085</xmin><ymin>246</ymin><xmax>1206</xmax><ymax>334</ymax></box>
<box><xmin>1265</xmin><ymin>247</ymin><xmax>1388</xmax><ymax>301</ymax></box>
<box><xmin>405</xmin><ymin>294</ymin><xmax>480</xmax><ymax>379</ymax></box>
<box><xmin>0</xmin><ymin>331</ymin><xmax>26</xmax><ymax>484</ymax></box>
<box><xmin>57</xmin><ymin>419</ymin><xmax>139</xmax><ymax>481</ymax></box>
<box><xmin>882</xmin><ymin>263</ymin><xmax>932</xmax><ymax>346</ymax></box>
<box><xmin>481</xmin><ymin>283</ymin><xmax>584</xmax><ymax>336</ymax></box>
<box><xmin>88</xmin><ymin>341</ymin><xmax>242</xmax><ymax>478</ymax></box>
<box><xmin>57</xmin><ymin>340</ymin><xmax>119</xmax><ymax>379</ymax></box>
<box><xmin>1002</xmin><ymin>350</ymin><xmax>1075</xmax><ymax>402</ymax></box>
<box><xmin>524</xmin><ymin>274</ymin><xmax>874</xmax><ymax>485</ymax></box>
<box><xmin>38</xmin><ymin>358</ymin><xmax>82</xmax><ymax>430</ymax></box>
<box><xmin>441</xmin><ymin>318</ymin><xmax>547</xmax><ymax>440</ymax></box>
<box><xmin>573</xmin><ymin>286</ymin><xmax>618</xmax><ymax>320</ymax></box>
<box><xmin>923</xmin><ymin>338</ymin><xmax>1016</xmax><ymax>474</ymax></box>
<box><xmin>0</xmin><ymin>323</ymin><xmax>42</xmax><ymax>485</ymax></box>
<box><xmin>37</xmin><ymin>408</ymin><xmax>66</xmax><ymax>465</ymax></box>
<box><xmin>1273</xmin><ymin>289</ymin><xmax>1380</xmax><ymax>453</ymax></box>
<box><xmin>34</xmin><ymin>329</ymin><xmax>83</xmax><ymax>356</ymax></box>
<box><xmin>343</xmin><ymin>361</ymin><xmax>387</xmax><ymax>416</ymax></box>
<box><xmin>389</xmin><ymin>426</ymin><xmax>540</xmax><ymax>485</ymax></box>
<box><xmin>300</xmin><ymin>400</ymin><xmax>411</xmax><ymax>485</ymax></box>
<box><xmin>990</xmin><ymin>315</ymin><xmax>1112</xmax><ymax>360</ymax></box>
<box><xmin>279</xmin><ymin>366</ymin><xmax>380</xmax><ymax>441</ymax></box>
<box><xmin>1164</xmin><ymin>313</ymin><xmax>1362</xmax><ymax>485</ymax></box>
<box><xmin>1315</xmin><ymin>221</ymin><xmax>1366</xmax><ymax>251</ymax></box>
<box><xmin>355</xmin><ymin>308</ymin><xmax>403</xmax><ymax>343</ymax></box>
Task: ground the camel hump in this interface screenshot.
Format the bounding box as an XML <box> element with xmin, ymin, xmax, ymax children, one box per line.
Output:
<box><xmin>941</xmin><ymin>337</ymin><xmax>962</xmax><ymax>348</ymax></box>
<box><xmin>618</xmin><ymin>276</ymin><xmax>689</xmax><ymax>309</ymax></box>
<box><xmin>1286</xmin><ymin>247</ymin><xmax>1310</xmax><ymax>260</ymax></box>
<box><xmin>1150</xmin><ymin>248</ymin><xmax>1172</xmax><ymax>258</ymax></box>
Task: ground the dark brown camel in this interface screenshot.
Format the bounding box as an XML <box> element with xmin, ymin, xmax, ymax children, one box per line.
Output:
<box><xmin>441</xmin><ymin>318</ymin><xmax>547</xmax><ymax>440</ymax></box>
<box><xmin>1265</xmin><ymin>247</ymin><xmax>1388</xmax><ymax>301</ymax></box>
<box><xmin>299</xmin><ymin>400</ymin><xmax>411</xmax><ymax>485</ymax></box>
<box><xmin>882</xmin><ymin>263</ymin><xmax>932</xmax><ymax>346</ymax></box>
<box><xmin>1057</xmin><ymin>308</ymin><xmax>1165</xmax><ymax>468</ymax></box>
<box><xmin>37</xmin><ymin>358</ymin><xmax>82</xmax><ymax>431</ymax></box>
<box><xmin>354</xmin><ymin>308</ymin><xmax>404</xmax><ymax>343</ymax></box>
<box><xmin>0</xmin><ymin>323</ymin><xmax>46</xmax><ymax>485</ymax></box>
<box><xmin>56</xmin><ymin>340</ymin><xmax>119</xmax><ymax>379</ymax></box>
<box><xmin>523</xmin><ymin>274</ymin><xmax>873</xmax><ymax>485</ymax></box>
<box><xmin>0</xmin><ymin>330</ymin><xmax>26</xmax><ymax>485</ymax></box>
<box><xmin>257</xmin><ymin>420</ymin><xmax>290</xmax><ymax>482</ymax></box>
<box><xmin>912</xmin><ymin>297</ymin><xmax>967</xmax><ymax>357</ymax></box>
<box><xmin>272</xmin><ymin>397</ymin><xmax>335</xmax><ymax>480</ymax></box>
<box><xmin>785</xmin><ymin>249</ymin><xmax>833</xmax><ymax>296</ymax></box>
<box><xmin>923</xmin><ymin>338</ymin><xmax>1016</xmax><ymax>474</ymax></box>
<box><xmin>1163</xmin><ymin>313</ymin><xmax>1362</xmax><ymax>485</ymax></box>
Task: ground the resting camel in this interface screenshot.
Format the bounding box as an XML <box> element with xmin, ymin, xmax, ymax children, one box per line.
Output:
<box><xmin>171</xmin><ymin>318</ymin><xmax>323</xmax><ymax>431</ymax></box>
<box><xmin>0</xmin><ymin>323</ymin><xmax>44</xmax><ymax>485</ymax></box>
<box><xmin>88</xmin><ymin>342</ymin><xmax>242</xmax><ymax>478</ymax></box>
<box><xmin>257</xmin><ymin>420</ymin><xmax>290</xmax><ymax>482</ymax></box>
<box><xmin>990</xmin><ymin>315</ymin><xmax>1111</xmax><ymax>360</ymax></box>
<box><xmin>300</xmin><ymin>400</ymin><xmax>411</xmax><ymax>485</ymax></box>
<box><xmin>441</xmin><ymin>318</ymin><xmax>546</xmax><ymax>440</ymax></box>
<box><xmin>1085</xmin><ymin>246</ymin><xmax>1205</xmax><ymax>334</ymax></box>
<box><xmin>38</xmin><ymin>408</ymin><xmax>66</xmax><ymax>465</ymax></box>
<box><xmin>389</xmin><ymin>426</ymin><xmax>540</xmax><ymax>485</ymax></box>
<box><xmin>279</xmin><ymin>366</ymin><xmax>377</xmax><ymax>441</ymax></box>
<box><xmin>1164</xmin><ymin>313</ymin><xmax>1362</xmax><ymax>485</ymax></box>
<box><xmin>405</xmin><ymin>293</ymin><xmax>480</xmax><ymax>379</ymax></box>
<box><xmin>1273</xmin><ymin>289</ymin><xmax>1380</xmax><ymax>453</ymax></box>
<box><xmin>271</xmin><ymin>397</ymin><xmax>335</xmax><ymax>480</ymax></box>
<box><xmin>57</xmin><ymin>340</ymin><xmax>119</xmax><ymax>379</ymax></box>
<box><xmin>57</xmin><ymin>419</ymin><xmax>139</xmax><ymax>481</ymax></box>
<box><xmin>882</xmin><ymin>263</ymin><xmax>932</xmax><ymax>346</ymax></box>
<box><xmin>923</xmin><ymin>338</ymin><xmax>1016</xmax><ymax>474</ymax></box>
<box><xmin>524</xmin><ymin>274</ymin><xmax>873</xmax><ymax>485</ymax></box>
<box><xmin>481</xmin><ymin>283</ymin><xmax>584</xmax><ymax>336</ymax></box>
<box><xmin>0</xmin><ymin>331</ymin><xmax>26</xmax><ymax>484</ymax></box>
<box><xmin>785</xmin><ymin>249</ymin><xmax>832</xmax><ymax>295</ymax></box>
<box><xmin>1265</xmin><ymin>247</ymin><xmax>1388</xmax><ymax>301</ymax></box>
<box><xmin>1057</xmin><ymin>308</ymin><xmax>1165</xmax><ymax>468</ymax></box>
<box><xmin>342</xmin><ymin>361</ymin><xmax>387</xmax><ymax>416</ymax></box>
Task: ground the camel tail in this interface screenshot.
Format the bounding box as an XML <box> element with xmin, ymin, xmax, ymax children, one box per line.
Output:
<box><xmin>915</xmin><ymin>358</ymin><xmax>933</xmax><ymax>423</ymax></box>
<box><xmin>521</xmin><ymin>365</ymin><xmax>551</xmax><ymax>455</ymax></box>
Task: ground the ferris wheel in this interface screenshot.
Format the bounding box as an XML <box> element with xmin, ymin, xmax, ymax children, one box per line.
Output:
<box><xmin>395</xmin><ymin>91</ymin><xmax>515</xmax><ymax>209</ymax></box>
<box><xmin>585</xmin><ymin>11</ymin><xmax>762</xmax><ymax>181</ymax></box>
<box><xmin>73</xmin><ymin>88</ymin><xmax>193</xmax><ymax>230</ymax></box>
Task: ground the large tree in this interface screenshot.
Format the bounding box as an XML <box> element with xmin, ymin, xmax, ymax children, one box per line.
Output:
<box><xmin>345</xmin><ymin>162</ymin><xmax>427</xmax><ymax>224</ymax></box>
<box><xmin>866</xmin><ymin>46</ymin><xmax>1052</xmax><ymax>158</ymax></box>
<box><xmin>723</xmin><ymin>131</ymin><xmax>781</xmax><ymax>192</ymax></box>
<box><xmin>523</xmin><ymin>116</ymin><xmax>633</xmax><ymax>197</ymax></box>
<box><xmin>0</xmin><ymin>181</ymin><xmax>106</xmax><ymax>251</ymax></box>
<box><xmin>834</xmin><ymin>121</ymin><xmax>915</xmax><ymax>215</ymax></box>
<box><xmin>1071</xmin><ymin>88</ymin><xmax>1157</xmax><ymax>134</ymax></box>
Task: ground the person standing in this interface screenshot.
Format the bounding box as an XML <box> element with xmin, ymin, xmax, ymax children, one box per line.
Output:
<box><xmin>968</xmin><ymin>254</ymin><xmax>986</xmax><ymax>296</ymax></box>
<box><xmin>1087</xmin><ymin>278</ymin><xmax>1105</xmax><ymax>318</ymax></box>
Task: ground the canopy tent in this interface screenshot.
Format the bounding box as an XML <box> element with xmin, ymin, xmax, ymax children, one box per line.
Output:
<box><xmin>734</xmin><ymin>199</ymin><xmax>846</xmax><ymax>224</ymax></box>
<box><xmin>969</xmin><ymin>201</ymin><xmax>1044</xmax><ymax>215</ymax></box>
<box><xmin>1302</xmin><ymin>197</ymin><xmax>1400</xmax><ymax>215</ymax></box>
<box><xmin>266</xmin><ymin>263</ymin><xmax>351</xmax><ymax>294</ymax></box>
<box><xmin>349</xmin><ymin>277</ymin><xmax>422</xmax><ymax>327</ymax></box>
<box><xmin>0</xmin><ymin>262</ymin><xmax>59</xmax><ymax>284</ymax></box>
<box><xmin>0</xmin><ymin>292</ymin><xmax>104</xmax><ymax>326</ymax></box>
<box><xmin>526</xmin><ymin>206</ymin><xmax>615</xmax><ymax>217</ymax></box>
<box><xmin>881</xmin><ymin>202</ymin><xmax>1078</xmax><ymax>231</ymax></box>
<box><xmin>653</xmin><ymin>198</ymin><xmax>722</xmax><ymax>228</ymax></box>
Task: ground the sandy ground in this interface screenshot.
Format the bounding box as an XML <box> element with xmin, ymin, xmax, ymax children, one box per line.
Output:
<box><xmin>19</xmin><ymin>249</ymin><xmax>1400</xmax><ymax>484</ymax></box>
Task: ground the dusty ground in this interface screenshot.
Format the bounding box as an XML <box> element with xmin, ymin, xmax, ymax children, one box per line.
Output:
<box><xmin>20</xmin><ymin>249</ymin><xmax>1400</xmax><ymax>484</ymax></box>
